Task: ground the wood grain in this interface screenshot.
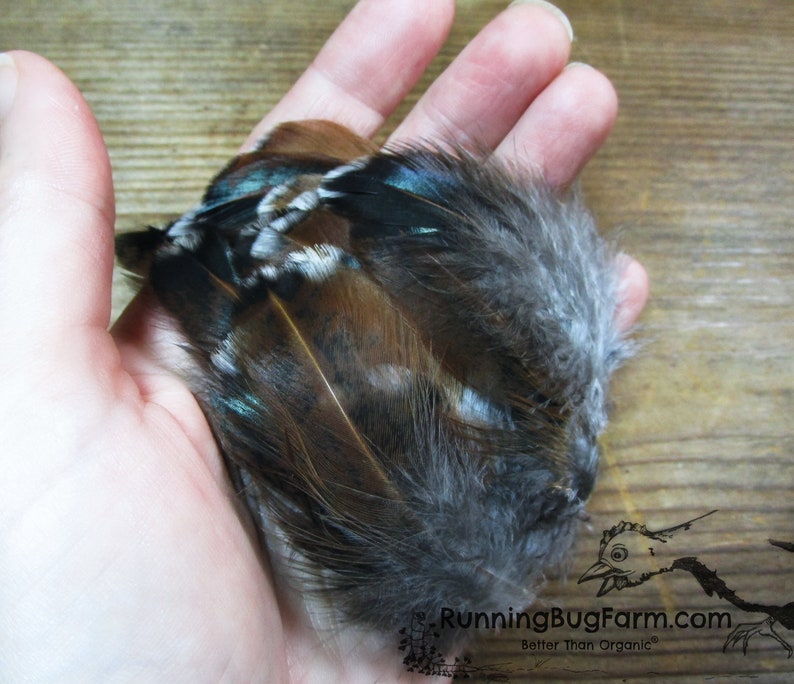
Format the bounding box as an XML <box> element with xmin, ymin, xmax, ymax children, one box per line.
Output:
<box><xmin>2</xmin><ymin>1</ymin><xmax>791</xmax><ymax>680</ymax></box>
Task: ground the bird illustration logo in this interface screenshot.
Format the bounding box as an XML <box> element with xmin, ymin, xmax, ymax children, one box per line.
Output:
<box><xmin>578</xmin><ymin>511</ymin><xmax>794</xmax><ymax>657</ymax></box>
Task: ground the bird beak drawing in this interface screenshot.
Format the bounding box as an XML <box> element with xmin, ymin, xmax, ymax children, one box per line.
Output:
<box><xmin>578</xmin><ymin>560</ymin><xmax>632</xmax><ymax>597</ymax></box>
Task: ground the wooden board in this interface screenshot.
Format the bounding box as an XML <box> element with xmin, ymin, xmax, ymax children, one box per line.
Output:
<box><xmin>3</xmin><ymin>1</ymin><xmax>791</xmax><ymax>680</ymax></box>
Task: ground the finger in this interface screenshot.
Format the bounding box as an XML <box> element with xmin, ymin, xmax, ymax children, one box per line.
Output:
<box><xmin>615</xmin><ymin>256</ymin><xmax>649</xmax><ymax>333</ymax></box>
<box><xmin>388</xmin><ymin>0</ymin><xmax>573</xmax><ymax>149</ymax></box>
<box><xmin>495</xmin><ymin>62</ymin><xmax>619</xmax><ymax>187</ymax></box>
<box><xmin>242</xmin><ymin>0</ymin><xmax>455</xmax><ymax>149</ymax></box>
<box><xmin>0</xmin><ymin>51</ymin><xmax>115</xmax><ymax>340</ymax></box>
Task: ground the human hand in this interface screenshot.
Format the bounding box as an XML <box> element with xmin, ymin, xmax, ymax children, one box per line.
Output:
<box><xmin>0</xmin><ymin>1</ymin><xmax>647</xmax><ymax>682</ymax></box>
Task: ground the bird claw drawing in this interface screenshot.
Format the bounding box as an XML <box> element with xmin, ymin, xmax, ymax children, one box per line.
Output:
<box><xmin>723</xmin><ymin>617</ymin><xmax>793</xmax><ymax>658</ymax></box>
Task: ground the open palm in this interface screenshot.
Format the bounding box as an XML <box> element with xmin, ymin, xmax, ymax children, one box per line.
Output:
<box><xmin>0</xmin><ymin>2</ymin><xmax>647</xmax><ymax>681</ymax></box>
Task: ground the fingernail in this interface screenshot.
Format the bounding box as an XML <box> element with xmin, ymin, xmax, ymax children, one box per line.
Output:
<box><xmin>508</xmin><ymin>0</ymin><xmax>575</xmax><ymax>42</ymax></box>
<box><xmin>0</xmin><ymin>52</ymin><xmax>19</xmax><ymax>121</ymax></box>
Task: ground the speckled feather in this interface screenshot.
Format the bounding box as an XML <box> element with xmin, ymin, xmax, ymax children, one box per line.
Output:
<box><xmin>116</xmin><ymin>120</ymin><xmax>631</xmax><ymax>638</ymax></box>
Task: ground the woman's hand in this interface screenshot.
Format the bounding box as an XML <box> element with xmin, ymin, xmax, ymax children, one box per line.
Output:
<box><xmin>0</xmin><ymin>2</ymin><xmax>647</xmax><ymax>681</ymax></box>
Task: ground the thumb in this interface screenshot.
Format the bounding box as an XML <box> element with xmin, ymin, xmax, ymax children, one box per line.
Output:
<box><xmin>0</xmin><ymin>51</ymin><xmax>115</xmax><ymax>347</ymax></box>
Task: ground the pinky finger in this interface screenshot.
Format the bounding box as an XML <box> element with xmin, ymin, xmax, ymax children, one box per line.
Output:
<box><xmin>615</xmin><ymin>256</ymin><xmax>649</xmax><ymax>333</ymax></box>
